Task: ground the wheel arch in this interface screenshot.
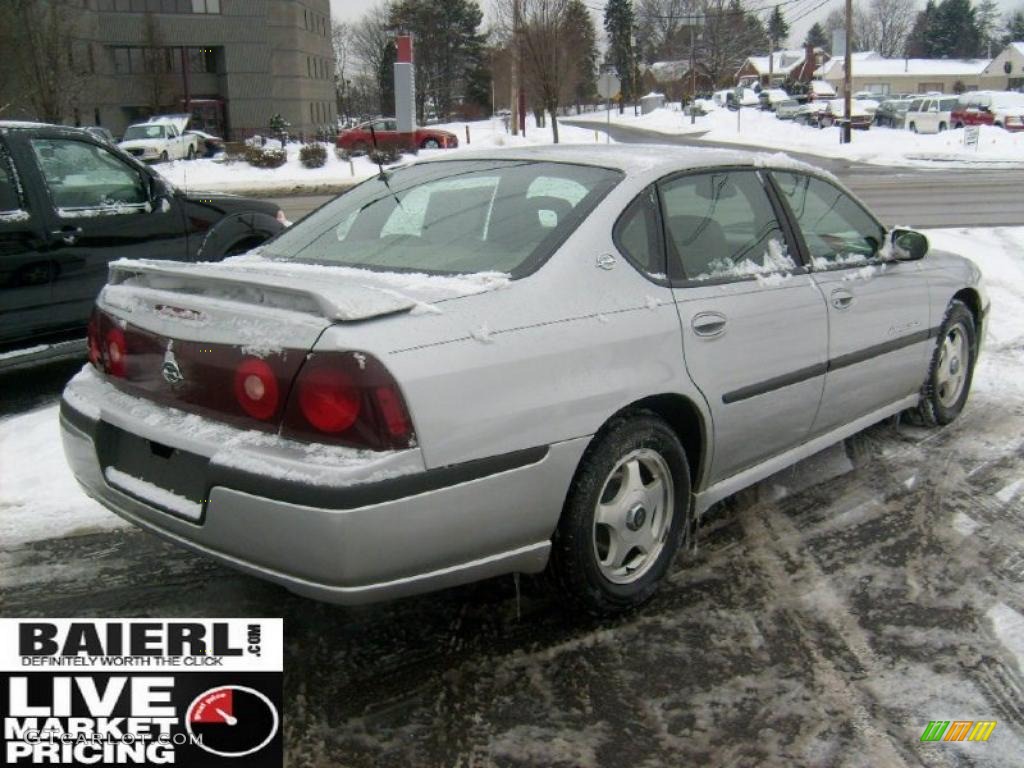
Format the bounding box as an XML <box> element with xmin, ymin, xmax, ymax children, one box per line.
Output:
<box><xmin>952</xmin><ymin>287</ymin><xmax>983</xmax><ymax>332</ymax></box>
<box><xmin>583</xmin><ymin>393</ymin><xmax>709</xmax><ymax>493</ymax></box>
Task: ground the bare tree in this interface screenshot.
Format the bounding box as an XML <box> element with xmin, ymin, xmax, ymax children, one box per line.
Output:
<box><xmin>636</xmin><ymin>0</ymin><xmax>698</xmax><ymax>62</ymax></box>
<box><xmin>854</xmin><ymin>0</ymin><xmax>915</xmax><ymax>56</ymax></box>
<box><xmin>141</xmin><ymin>12</ymin><xmax>174</xmax><ymax>115</ymax></box>
<box><xmin>494</xmin><ymin>0</ymin><xmax>573</xmax><ymax>143</ymax></box>
<box><xmin>7</xmin><ymin>0</ymin><xmax>88</xmax><ymax>123</ymax></box>
<box><xmin>350</xmin><ymin>2</ymin><xmax>395</xmax><ymax>115</ymax></box>
<box><xmin>332</xmin><ymin>20</ymin><xmax>353</xmax><ymax>120</ymax></box>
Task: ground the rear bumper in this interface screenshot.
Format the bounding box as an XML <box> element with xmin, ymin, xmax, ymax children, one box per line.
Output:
<box><xmin>60</xmin><ymin>393</ymin><xmax>586</xmax><ymax>605</ymax></box>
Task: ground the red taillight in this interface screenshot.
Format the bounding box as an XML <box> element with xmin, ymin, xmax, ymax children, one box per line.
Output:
<box><xmin>105</xmin><ymin>326</ymin><xmax>127</xmax><ymax>378</ymax></box>
<box><xmin>282</xmin><ymin>352</ymin><xmax>415</xmax><ymax>450</ymax></box>
<box><xmin>234</xmin><ymin>358</ymin><xmax>280</xmax><ymax>420</ymax></box>
<box><xmin>297</xmin><ymin>367</ymin><xmax>361</xmax><ymax>433</ymax></box>
<box><xmin>87</xmin><ymin>311</ymin><xmax>101</xmax><ymax>367</ymax></box>
<box><xmin>375</xmin><ymin>386</ymin><xmax>410</xmax><ymax>437</ymax></box>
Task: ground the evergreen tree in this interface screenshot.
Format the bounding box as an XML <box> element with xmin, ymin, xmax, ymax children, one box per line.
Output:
<box><xmin>768</xmin><ymin>6</ymin><xmax>789</xmax><ymax>47</ymax></box>
<box><xmin>565</xmin><ymin>0</ymin><xmax>599</xmax><ymax>112</ymax></box>
<box><xmin>1007</xmin><ymin>11</ymin><xmax>1024</xmax><ymax>43</ymax></box>
<box><xmin>604</xmin><ymin>0</ymin><xmax>636</xmax><ymax>110</ymax></box>
<box><xmin>805</xmin><ymin>21</ymin><xmax>828</xmax><ymax>49</ymax></box>
<box><xmin>389</xmin><ymin>0</ymin><xmax>487</xmax><ymax>122</ymax></box>
<box><xmin>905</xmin><ymin>0</ymin><xmax>938</xmax><ymax>56</ymax></box>
<box><xmin>929</xmin><ymin>0</ymin><xmax>982</xmax><ymax>58</ymax></box>
<box><xmin>976</xmin><ymin>0</ymin><xmax>1000</xmax><ymax>54</ymax></box>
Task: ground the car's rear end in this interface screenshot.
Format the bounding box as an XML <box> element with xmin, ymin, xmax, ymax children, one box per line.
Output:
<box><xmin>60</xmin><ymin>154</ymin><xmax>626</xmax><ymax>605</ymax></box>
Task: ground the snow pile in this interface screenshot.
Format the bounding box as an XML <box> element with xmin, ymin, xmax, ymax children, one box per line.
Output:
<box><xmin>571</xmin><ymin>105</ymin><xmax>1024</xmax><ymax>169</ymax></box>
<box><xmin>154</xmin><ymin>115</ymin><xmax>613</xmax><ymax>194</ymax></box>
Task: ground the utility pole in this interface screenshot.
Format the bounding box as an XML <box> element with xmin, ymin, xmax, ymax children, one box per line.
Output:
<box><xmin>842</xmin><ymin>0</ymin><xmax>852</xmax><ymax>143</ymax></box>
<box><xmin>510</xmin><ymin>0</ymin><xmax>520</xmax><ymax>136</ymax></box>
<box><xmin>689</xmin><ymin>22</ymin><xmax>696</xmax><ymax>125</ymax></box>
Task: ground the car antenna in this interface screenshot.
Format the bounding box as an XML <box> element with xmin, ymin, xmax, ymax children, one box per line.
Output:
<box><xmin>368</xmin><ymin>123</ymin><xmax>402</xmax><ymax>208</ymax></box>
<box><xmin>368</xmin><ymin>124</ymin><xmax>388</xmax><ymax>180</ymax></box>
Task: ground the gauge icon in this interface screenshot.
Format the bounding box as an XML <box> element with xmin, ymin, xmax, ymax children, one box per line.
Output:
<box><xmin>185</xmin><ymin>685</ymin><xmax>279</xmax><ymax>758</ymax></box>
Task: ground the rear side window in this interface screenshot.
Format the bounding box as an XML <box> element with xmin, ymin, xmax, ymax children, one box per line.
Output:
<box><xmin>773</xmin><ymin>172</ymin><xmax>885</xmax><ymax>267</ymax></box>
<box><xmin>940</xmin><ymin>98</ymin><xmax>957</xmax><ymax>110</ymax></box>
<box><xmin>614</xmin><ymin>186</ymin><xmax>664</xmax><ymax>278</ymax></box>
<box><xmin>658</xmin><ymin>170</ymin><xmax>793</xmax><ymax>282</ymax></box>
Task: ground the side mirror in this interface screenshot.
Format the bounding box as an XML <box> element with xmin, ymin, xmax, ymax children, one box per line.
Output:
<box><xmin>889</xmin><ymin>228</ymin><xmax>928</xmax><ymax>261</ymax></box>
<box><xmin>149</xmin><ymin>175</ymin><xmax>174</xmax><ymax>207</ymax></box>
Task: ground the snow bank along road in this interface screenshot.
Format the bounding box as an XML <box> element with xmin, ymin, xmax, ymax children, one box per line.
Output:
<box><xmin>2</xmin><ymin>227</ymin><xmax>1024</xmax><ymax>765</ymax></box>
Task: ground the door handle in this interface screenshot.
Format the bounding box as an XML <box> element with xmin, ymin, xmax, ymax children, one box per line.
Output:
<box><xmin>830</xmin><ymin>288</ymin><xmax>854</xmax><ymax>310</ymax></box>
<box><xmin>51</xmin><ymin>226</ymin><xmax>84</xmax><ymax>245</ymax></box>
<box><xmin>692</xmin><ymin>311</ymin><xmax>727</xmax><ymax>338</ymax></box>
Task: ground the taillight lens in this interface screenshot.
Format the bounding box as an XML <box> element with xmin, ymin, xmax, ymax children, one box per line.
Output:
<box><xmin>297</xmin><ymin>367</ymin><xmax>361</xmax><ymax>433</ymax></box>
<box><xmin>87</xmin><ymin>310</ymin><xmax>101</xmax><ymax>367</ymax></box>
<box><xmin>234</xmin><ymin>357</ymin><xmax>280</xmax><ymax>420</ymax></box>
<box><xmin>105</xmin><ymin>326</ymin><xmax>127</xmax><ymax>378</ymax></box>
<box><xmin>282</xmin><ymin>352</ymin><xmax>415</xmax><ymax>450</ymax></box>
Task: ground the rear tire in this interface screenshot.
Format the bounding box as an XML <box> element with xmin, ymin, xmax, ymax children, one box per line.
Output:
<box><xmin>909</xmin><ymin>122</ymin><xmax>917</xmax><ymax>133</ymax></box>
<box><xmin>909</xmin><ymin>300</ymin><xmax>977</xmax><ymax>427</ymax></box>
<box><xmin>159</xmin><ymin>151</ymin><xmax>169</xmax><ymax>162</ymax></box>
<box><xmin>421</xmin><ymin>138</ymin><xmax>441</xmax><ymax>149</ymax></box>
<box><xmin>548</xmin><ymin>411</ymin><xmax>691</xmax><ymax>615</ymax></box>
<box><xmin>954</xmin><ymin>122</ymin><xmax>963</xmax><ymax>129</ymax></box>
<box><xmin>939</xmin><ymin>122</ymin><xmax>947</xmax><ymax>132</ymax></box>
<box><xmin>187</xmin><ymin>146</ymin><xmax>196</xmax><ymax>160</ymax></box>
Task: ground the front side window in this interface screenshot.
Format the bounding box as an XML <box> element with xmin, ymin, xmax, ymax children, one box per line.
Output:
<box><xmin>30</xmin><ymin>139</ymin><xmax>148</xmax><ymax>215</ymax></box>
<box><xmin>658</xmin><ymin>170</ymin><xmax>793</xmax><ymax>281</ymax></box>
<box><xmin>773</xmin><ymin>172</ymin><xmax>885</xmax><ymax>267</ymax></box>
<box><xmin>262</xmin><ymin>160</ymin><xmax>622</xmax><ymax>276</ymax></box>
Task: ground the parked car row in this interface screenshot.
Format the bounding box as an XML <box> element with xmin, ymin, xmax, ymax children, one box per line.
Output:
<box><xmin>75</xmin><ymin>115</ymin><xmax>226</xmax><ymax>163</ymax></box>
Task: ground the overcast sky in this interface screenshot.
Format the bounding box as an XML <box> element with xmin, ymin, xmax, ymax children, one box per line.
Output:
<box><xmin>329</xmin><ymin>0</ymin><xmax>1020</xmax><ymax>58</ymax></box>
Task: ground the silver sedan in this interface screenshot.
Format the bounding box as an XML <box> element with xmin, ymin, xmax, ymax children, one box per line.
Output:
<box><xmin>61</xmin><ymin>145</ymin><xmax>988</xmax><ymax>613</ymax></box>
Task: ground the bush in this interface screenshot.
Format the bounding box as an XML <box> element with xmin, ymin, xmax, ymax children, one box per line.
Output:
<box><xmin>299</xmin><ymin>143</ymin><xmax>327</xmax><ymax>169</ymax></box>
<box><xmin>368</xmin><ymin>146</ymin><xmax>403</xmax><ymax>165</ymax></box>
<box><xmin>244</xmin><ymin>145</ymin><xmax>287</xmax><ymax>169</ymax></box>
<box><xmin>334</xmin><ymin>145</ymin><xmax>350</xmax><ymax>162</ymax></box>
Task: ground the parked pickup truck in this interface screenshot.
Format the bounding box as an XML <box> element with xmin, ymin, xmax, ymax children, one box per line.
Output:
<box><xmin>119</xmin><ymin>115</ymin><xmax>198</xmax><ymax>162</ymax></box>
<box><xmin>0</xmin><ymin>121</ymin><xmax>288</xmax><ymax>357</ymax></box>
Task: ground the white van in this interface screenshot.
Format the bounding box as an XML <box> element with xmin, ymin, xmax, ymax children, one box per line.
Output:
<box><xmin>905</xmin><ymin>95</ymin><xmax>958</xmax><ymax>134</ymax></box>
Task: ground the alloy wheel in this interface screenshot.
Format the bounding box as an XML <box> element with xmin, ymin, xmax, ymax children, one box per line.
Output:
<box><xmin>592</xmin><ymin>449</ymin><xmax>674</xmax><ymax>585</ymax></box>
<box><xmin>936</xmin><ymin>324</ymin><xmax>968</xmax><ymax>408</ymax></box>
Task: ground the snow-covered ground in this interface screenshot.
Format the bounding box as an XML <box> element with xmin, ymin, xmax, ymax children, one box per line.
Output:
<box><xmin>2</xmin><ymin>226</ymin><xmax>1021</xmax><ymax>552</ymax></box>
<box><xmin>572</xmin><ymin>105</ymin><xmax>1024</xmax><ymax>169</ymax></box>
<box><xmin>154</xmin><ymin>116</ymin><xmax>611</xmax><ymax>194</ymax></box>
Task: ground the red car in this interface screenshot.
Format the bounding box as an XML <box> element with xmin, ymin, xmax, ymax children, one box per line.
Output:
<box><xmin>951</xmin><ymin>91</ymin><xmax>1024</xmax><ymax>131</ymax></box>
<box><xmin>336</xmin><ymin>118</ymin><xmax>459</xmax><ymax>153</ymax></box>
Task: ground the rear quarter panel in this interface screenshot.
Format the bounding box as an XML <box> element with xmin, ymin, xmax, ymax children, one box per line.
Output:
<box><xmin>315</xmin><ymin>184</ymin><xmax>710</xmax><ymax>471</ymax></box>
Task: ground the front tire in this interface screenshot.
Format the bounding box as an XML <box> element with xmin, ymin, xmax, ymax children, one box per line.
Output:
<box><xmin>911</xmin><ymin>300</ymin><xmax>977</xmax><ymax>426</ymax></box>
<box><xmin>549</xmin><ymin>411</ymin><xmax>691</xmax><ymax>615</ymax></box>
<box><xmin>159</xmin><ymin>151</ymin><xmax>169</xmax><ymax>162</ymax></box>
<box><xmin>421</xmin><ymin>138</ymin><xmax>441</xmax><ymax>149</ymax></box>
<box><xmin>187</xmin><ymin>146</ymin><xmax>196</xmax><ymax>160</ymax></box>
<box><xmin>909</xmin><ymin>122</ymin><xmax>917</xmax><ymax>133</ymax></box>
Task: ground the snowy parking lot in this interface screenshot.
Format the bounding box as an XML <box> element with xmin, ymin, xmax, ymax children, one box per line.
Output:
<box><xmin>2</xmin><ymin>226</ymin><xmax>1024</xmax><ymax>765</ymax></box>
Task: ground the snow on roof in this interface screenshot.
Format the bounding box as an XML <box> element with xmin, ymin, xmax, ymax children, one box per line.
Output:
<box><xmin>412</xmin><ymin>144</ymin><xmax>829</xmax><ymax>181</ymax></box>
<box><xmin>1012</xmin><ymin>42</ymin><xmax>1024</xmax><ymax>57</ymax></box>
<box><xmin>743</xmin><ymin>50</ymin><xmax>808</xmax><ymax>76</ymax></box>
<box><xmin>820</xmin><ymin>57</ymin><xmax>991</xmax><ymax>79</ymax></box>
<box><xmin>647</xmin><ymin>61</ymin><xmax>694</xmax><ymax>82</ymax></box>
<box><xmin>815</xmin><ymin>51</ymin><xmax>881</xmax><ymax>77</ymax></box>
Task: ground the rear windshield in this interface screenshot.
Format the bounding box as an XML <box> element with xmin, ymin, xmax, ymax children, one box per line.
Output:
<box><xmin>262</xmin><ymin>160</ymin><xmax>623</xmax><ymax>277</ymax></box>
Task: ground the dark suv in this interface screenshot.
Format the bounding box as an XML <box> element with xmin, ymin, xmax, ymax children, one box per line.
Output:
<box><xmin>1</xmin><ymin>122</ymin><xmax>286</xmax><ymax>353</ymax></box>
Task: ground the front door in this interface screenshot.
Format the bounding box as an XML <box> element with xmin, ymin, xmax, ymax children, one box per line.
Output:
<box><xmin>771</xmin><ymin>171</ymin><xmax>931</xmax><ymax>436</ymax></box>
<box><xmin>17</xmin><ymin>134</ymin><xmax>187</xmax><ymax>331</ymax></box>
<box><xmin>660</xmin><ymin>169</ymin><xmax>829</xmax><ymax>484</ymax></box>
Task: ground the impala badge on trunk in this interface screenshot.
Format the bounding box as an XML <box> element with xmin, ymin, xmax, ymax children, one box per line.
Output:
<box><xmin>162</xmin><ymin>340</ymin><xmax>185</xmax><ymax>386</ymax></box>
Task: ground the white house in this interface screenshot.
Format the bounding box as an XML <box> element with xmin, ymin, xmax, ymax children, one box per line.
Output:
<box><xmin>982</xmin><ymin>42</ymin><xmax>1024</xmax><ymax>90</ymax></box>
<box><xmin>736</xmin><ymin>50</ymin><xmax>807</xmax><ymax>87</ymax></box>
<box><xmin>816</xmin><ymin>56</ymin><xmax>998</xmax><ymax>96</ymax></box>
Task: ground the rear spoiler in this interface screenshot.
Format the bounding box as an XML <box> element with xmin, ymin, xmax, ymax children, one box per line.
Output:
<box><xmin>108</xmin><ymin>260</ymin><xmax>417</xmax><ymax>322</ymax></box>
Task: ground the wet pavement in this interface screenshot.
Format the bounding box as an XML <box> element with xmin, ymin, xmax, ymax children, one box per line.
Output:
<box><xmin>3</xmin><ymin>340</ymin><xmax>1024</xmax><ymax>767</ymax></box>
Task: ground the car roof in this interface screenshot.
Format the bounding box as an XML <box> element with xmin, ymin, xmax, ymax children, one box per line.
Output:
<box><xmin>411</xmin><ymin>143</ymin><xmax>826</xmax><ymax>179</ymax></box>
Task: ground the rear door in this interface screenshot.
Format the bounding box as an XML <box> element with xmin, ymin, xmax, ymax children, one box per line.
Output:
<box><xmin>0</xmin><ymin>136</ymin><xmax>52</xmax><ymax>346</ymax></box>
<box><xmin>771</xmin><ymin>171</ymin><xmax>931</xmax><ymax>436</ymax></box>
<box><xmin>660</xmin><ymin>169</ymin><xmax>829</xmax><ymax>484</ymax></box>
<box><xmin>22</xmin><ymin>132</ymin><xmax>188</xmax><ymax>331</ymax></box>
